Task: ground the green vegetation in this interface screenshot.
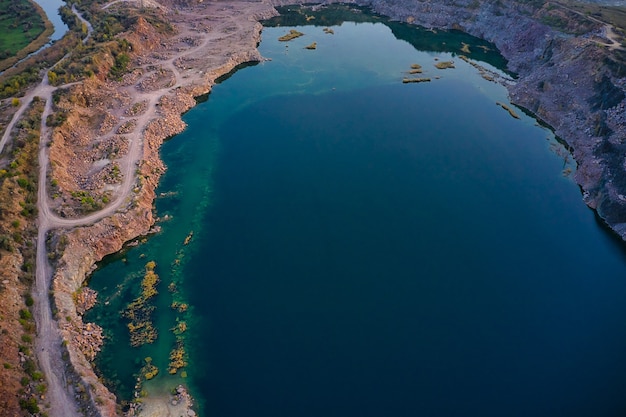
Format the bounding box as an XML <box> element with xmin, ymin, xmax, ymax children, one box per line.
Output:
<box><xmin>0</xmin><ymin>30</ymin><xmax>82</xmax><ymax>98</ymax></box>
<box><xmin>278</xmin><ymin>29</ymin><xmax>304</xmax><ymax>42</ymax></box>
<box><xmin>59</xmin><ymin>5</ymin><xmax>81</xmax><ymax>32</ymax></box>
<box><xmin>0</xmin><ymin>0</ymin><xmax>47</xmax><ymax>59</ymax></box>
<box><xmin>1</xmin><ymin>0</ymin><xmax>172</xmax><ymax>96</ymax></box>
<box><xmin>24</xmin><ymin>292</ymin><xmax>33</xmax><ymax>306</ymax></box>
<box><xmin>19</xmin><ymin>309</ymin><xmax>31</xmax><ymax>320</ymax></box>
<box><xmin>70</xmin><ymin>190</ymin><xmax>103</xmax><ymax>213</ymax></box>
<box><xmin>48</xmin><ymin>37</ymin><xmax>134</xmax><ymax>86</ymax></box>
<box><xmin>92</xmin><ymin>7</ymin><xmax>172</xmax><ymax>43</ymax></box>
<box><xmin>19</xmin><ymin>397</ymin><xmax>39</xmax><ymax>414</ymax></box>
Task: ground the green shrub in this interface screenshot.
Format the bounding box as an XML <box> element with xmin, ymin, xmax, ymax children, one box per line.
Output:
<box><xmin>19</xmin><ymin>397</ymin><xmax>39</xmax><ymax>414</ymax></box>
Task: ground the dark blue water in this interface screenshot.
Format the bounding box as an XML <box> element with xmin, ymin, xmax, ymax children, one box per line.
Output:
<box><xmin>87</xmin><ymin>8</ymin><xmax>626</xmax><ymax>417</ymax></box>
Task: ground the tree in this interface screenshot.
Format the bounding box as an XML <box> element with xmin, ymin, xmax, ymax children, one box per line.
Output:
<box><xmin>47</xmin><ymin>70</ymin><xmax>57</xmax><ymax>84</ymax></box>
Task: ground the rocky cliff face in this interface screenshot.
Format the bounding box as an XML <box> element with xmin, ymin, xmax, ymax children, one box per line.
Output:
<box><xmin>47</xmin><ymin>2</ymin><xmax>277</xmax><ymax>415</ymax></box>
<box><xmin>361</xmin><ymin>0</ymin><xmax>626</xmax><ymax>237</ymax></box>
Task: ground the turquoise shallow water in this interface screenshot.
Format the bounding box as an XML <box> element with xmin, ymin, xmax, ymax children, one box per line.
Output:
<box><xmin>87</xmin><ymin>7</ymin><xmax>626</xmax><ymax>416</ymax></box>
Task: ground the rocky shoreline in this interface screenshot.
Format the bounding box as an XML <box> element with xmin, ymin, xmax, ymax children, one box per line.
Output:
<box><xmin>43</xmin><ymin>0</ymin><xmax>626</xmax><ymax>416</ymax></box>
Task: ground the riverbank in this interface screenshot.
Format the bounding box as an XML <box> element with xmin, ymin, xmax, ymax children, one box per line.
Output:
<box><xmin>37</xmin><ymin>0</ymin><xmax>626</xmax><ymax>416</ymax></box>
